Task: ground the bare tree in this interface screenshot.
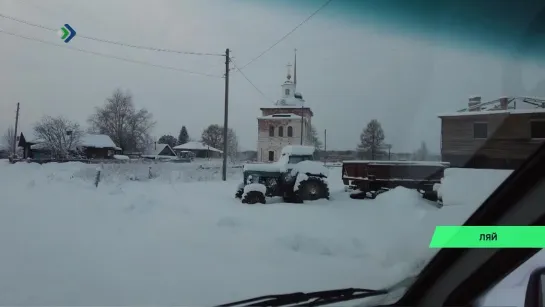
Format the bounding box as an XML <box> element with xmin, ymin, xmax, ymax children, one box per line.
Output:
<box><xmin>2</xmin><ymin>127</ymin><xmax>15</xmax><ymax>154</ymax></box>
<box><xmin>309</xmin><ymin>124</ymin><xmax>323</xmax><ymax>150</ymax></box>
<box><xmin>357</xmin><ymin>119</ymin><xmax>386</xmax><ymax>160</ymax></box>
<box><xmin>201</xmin><ymin>124</ymin><xmax>239</xmax><ymax>160</ymax></box>
<box><xmin>412</xmin><ymin>141</ymin><xmax>430</xmax><ymax>161</ymax></box>
<box><xmin>226</xmin><ymin>129</ymin><xmax>239</xmax><ymax>162</ymax></box>
<box><xmin>33</xmin><ymin>116</ymin><xmax>83</xmax><ymax>158</ymax></box>
<box><xmin>88</xmin><ymin>89</ymin><xmax>156</xmax><ymax>152</ymax></box>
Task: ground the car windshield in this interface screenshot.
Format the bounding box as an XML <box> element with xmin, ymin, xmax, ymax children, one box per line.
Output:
<box><xmin>0</xmin><ymin>0</ymin><xmax>543</xmax><ymax>306</ymax></box>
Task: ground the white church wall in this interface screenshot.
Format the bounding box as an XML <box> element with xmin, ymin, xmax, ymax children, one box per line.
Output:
<box><xmin>256</xmin><ymin>118</ymin><xmax>312</xmax><ymax>162</ymax></box>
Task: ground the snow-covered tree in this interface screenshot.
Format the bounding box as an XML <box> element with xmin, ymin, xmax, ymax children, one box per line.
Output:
<box><xmin>226</xmin><ymin>129</ymin><xmax>239</xmax><ymax>162</ymax></box>
<box><xmin>33</xmin><ymin>116</ymin><xmax>83</xmax><ymax>158</ymax></box>
<box><xmin>178</xmin><ymin>126</ymin><xmax>189</xmax><ymax>145</ymax></box>
<box><xmin>1</xmin><ymin>126</ymin><xmax>15</xmax><ymax>154</ymax></box>
<box><xmin>357</xmin><ymin>119</ymin><xmax>385</xmax><ymax>160</ymax></box>
<box><xmin>309</xmin><ymin>124</ymin><xmax>323</xmax><ymax>150</ymax></box>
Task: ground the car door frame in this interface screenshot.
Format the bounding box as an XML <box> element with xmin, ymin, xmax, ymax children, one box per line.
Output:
<box><xmin>388</xmin><ymin>140</ymin><xmax>545</xmax><ymax>307</ymax></box>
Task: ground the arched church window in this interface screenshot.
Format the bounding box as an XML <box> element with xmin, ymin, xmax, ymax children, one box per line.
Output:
<box><xmin>287</xmin><ymin>126</ymin><xmax>293</xmax><ymax>137</ymax></box>
<box><xmin>269</xmin><ymin>125</ymin><xmax>275</xmax><ymax>137</ymax></box>
<box><xmin>278</xmin><ymin>126</ymin><xmax>284</xmax><ymax>137</ymax></box>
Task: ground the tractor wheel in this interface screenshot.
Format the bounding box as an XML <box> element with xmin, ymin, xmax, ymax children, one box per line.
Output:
<box><xmin>283</xmin><ymin>190</ymin><xmax>303</xmax><ymax>204</ymax></box>
<box><xmin>235</xmin><ymin>182</ymin><xmax>244</xmax><ymax>199</ymax></box>
<box><xmin>295</xmin><ymin>177</ymin><xmax>330</xmax><ymax>201</ymax></box>
<box><xmin>242</xmin><ymin>191</ymin><xmax>266</xmax><ymax>205</ymax></box>
<box><xmin>235</xmin><ymin>188</ymin><xmax>243</xmax><ymax>199</ymax></box>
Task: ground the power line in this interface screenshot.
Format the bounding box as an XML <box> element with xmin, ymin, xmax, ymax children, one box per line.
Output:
<box><xmin>230</xmin><ymin>57</ymin><xmax>274</xmax><ymax>104</ymax></box>
<box><xmin>0</xmin><ymin>29</ymin><xmax>223</xmax><ymax>78</ymax></box>
<box><xmin>237</xmin><ymin>0</ymin><xmax>333</xmax><ymax>71</ymax></box>
<box><xmin>0</xmin><ymin>13</ymin><xmax>224</xmax><ymax>56</ymax></box>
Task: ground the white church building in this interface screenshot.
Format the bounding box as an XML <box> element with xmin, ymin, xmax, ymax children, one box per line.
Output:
<box><xmin>257</xmin><ymin>53</ymin><xmax>314</xmax><ymax>162</ymax></box>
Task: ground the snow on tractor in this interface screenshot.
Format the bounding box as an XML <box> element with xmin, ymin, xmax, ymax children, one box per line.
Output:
<box><xmin>235</xmin><ymin>145</ymin><xmax>330</xmax><ymax>204</ymax></box>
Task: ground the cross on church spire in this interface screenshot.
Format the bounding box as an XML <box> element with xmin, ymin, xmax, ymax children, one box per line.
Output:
<box><xmin>294</xmin><ymin>48</ymin><xmax>297</xmax><ymax>85</ymax></box>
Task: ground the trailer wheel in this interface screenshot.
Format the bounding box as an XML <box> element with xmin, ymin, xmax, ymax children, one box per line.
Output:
<box><xmin>422</xmin><ymin>190</ymin><xmax>439</xmax><ymax>202</ymax></box>
<box><xmin>242</xmin><ymin>191</ymin><xmax>266</xmax><ymax>204</ymax></box>
<box><xmin>295</xmin><ymin>177</ymin><xmax>329</xmax><ymax>201</ymax></box>
<box><xmin>349</xmin><ymin>190</ymin><xmax>367</xmax><ymax>199</ymax></box>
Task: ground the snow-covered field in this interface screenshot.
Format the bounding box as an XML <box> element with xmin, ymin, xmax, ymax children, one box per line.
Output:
<box><xmin>0</xmin><ymin>160</ymin><xmax>511</xmax><ymax>306</ymax></box>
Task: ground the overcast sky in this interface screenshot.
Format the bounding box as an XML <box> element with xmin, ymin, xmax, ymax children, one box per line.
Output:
<box><xmin>1</xmin><ymin>0</ymin><xmax>545</xmax><ymax>153</ymax></box>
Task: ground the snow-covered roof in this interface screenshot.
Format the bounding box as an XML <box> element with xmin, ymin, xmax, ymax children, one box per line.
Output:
<box><xmin>173</xmin><ymin>141</ymin><xmax>223</xmax><ymax>153</ymax></box>
<box><xmin>257</xmin><ymin>113</ymin><xmax>302</xmax><ymax>120</ymax></box>
<box><xmin>145</xmin><ymin>143</ymin><xmax>176</xmax><ymax>157</ymax></box>
<box><xmin>29</xmin><ymin>134</ymin><xmax>119</xmax><ymax>150</ymax></box>
<box><xmin>261</xmin><ymin>106</ymin><xmax>309</xmax><ymax>109</ymax></box>
<box><xmin>342</xmin><ymin>160</ymin><xmax>450</xmax><ymax>167</ymax></box>
<box><xmin>438</xmin><ymin>108</ymin><xmax>545</xmax><ymax>118</ymax></box>
<box><xmin>30</xmin><ymin>143</ymin><xmax>49</xmax><ymax>150</ymax></box>
<box><xmin>80</xmin><ymin>134</ymin><xmax>118</xmax><ymax>148</ymax></box>
<box><xmin>281</xmin><ymin>145</ymin><xmax>315</xmax><ymax>156</ymax></box>
<box><xmin>439</xmin><ymin>96</ymin><xmax>545</xmax><ymax>117</ymax></box>
<box><xmin>23</xmin><ymin>137</ymin><xmax>41</xmax><ymax>144</ymax></box>
<box><xmin>274</xmin><ymin>96</ymin><xmax>305</xmax><ymax>107</ymax></box>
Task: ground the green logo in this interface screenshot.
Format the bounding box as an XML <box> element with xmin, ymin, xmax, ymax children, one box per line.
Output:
<box><xmin>57</xmin><ymin>24</ymin><xmax>76</xmax><ymax>43</ymax></box>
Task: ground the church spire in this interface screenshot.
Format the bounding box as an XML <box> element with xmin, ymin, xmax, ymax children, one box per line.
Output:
<box><xmin>294</xmin><ymin>48</ymin><xmax>297</xmax><ymax>86</ymax></box>
<box><xmin>286</xmin><ymin>62</ymin><xmax>292</xmax><ymax>81</ymax></box>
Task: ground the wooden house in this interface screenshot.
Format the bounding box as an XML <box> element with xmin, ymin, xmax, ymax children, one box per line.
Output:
<box><xmin>18</xmin><ymin>133</ymin><xmax>121</xmax><ymax>159</ymax></box>
<box><xmin>80</xmin><ymin>134</ymin><xmax>122</xmax><ymax>159</ymax></box>
<box><xmin>438</xmin><ymin>96</ymin><xmax>545</xmax><ymax>169</ymax></box>
<box><xmin>18</xmin><ymin>133</ymin><xmax>47</xmax><ymax>159</ymax></box>
<box><xmin>142</xmin><ymin>143</ymin><xmax>177</xmax><ymax>160</ymax></box>
<box><xmin>173</xmin><ymin>141</ymin><xmax>223</xmax><ymax>158</ymax></box>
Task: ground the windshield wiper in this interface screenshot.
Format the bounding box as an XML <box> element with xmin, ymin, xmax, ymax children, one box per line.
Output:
<box><xmin>214</xmin><ymin>287</ymin><xmax>388</xmax><ymax>307</ymax></box>
<box><xmin>215</xmin><ymin>275</ymin><xmax>418</xmax><ymax>307</ymax></box>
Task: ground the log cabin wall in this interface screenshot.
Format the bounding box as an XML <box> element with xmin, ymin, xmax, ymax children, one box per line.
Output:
<box><xmin>440</xmin><ymin>112</ymin><xmax>545</xmax><ymax>169</ymax></box>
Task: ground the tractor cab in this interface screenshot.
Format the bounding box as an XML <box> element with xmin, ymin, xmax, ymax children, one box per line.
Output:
<box><xmin>277</xmin><ymin>145</ymin><xmax>316</xmax><ymax>171</ymax></box>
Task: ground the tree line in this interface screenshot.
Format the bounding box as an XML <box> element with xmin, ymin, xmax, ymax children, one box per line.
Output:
<box><xmin>1</xmin><ymin>90</ymin><xmax>433</xmax><ymax>161</ymax></box>
<box><xmin>0</xmin><ymin>88</ymin><xmax>242</xmax><ymax>160</ymax></box>
<box><xmin>158</xmin><ymin>124</ymin><xmax>239</xmax><ymax>161</ymax></box>
<box><xmin>356</xmin><ymin>119</ymin><xmax>432</xmax><ymax>161</ymax></box>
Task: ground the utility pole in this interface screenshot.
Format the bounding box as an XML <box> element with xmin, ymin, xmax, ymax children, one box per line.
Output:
<box><xmin>387</xmin><ymin>144</ymin><xmax>392</xmax><ymax>160</ymax></box>
<box><xmin>324</xmin><ymin>129</ymin><xmax>327</xmax><ymax>152</ymax></box>
<box><xmin>300</xmin><ymin>105</ymin><xmax>304</xmax><ymax>145</ymax></box>
<box><xmin>222</xmin><ymin>48</ymin><xmax>230</xmax><ymax>181</ymax></box>
<box><xmin>324</xmin><ymin>129</ymin><xmax>327</xmax><ymax>165</ymax></box>
<box><xmin>13</xmin><ymin>102</ymin><xmax>20</xmax><ymax>155</ymax></box>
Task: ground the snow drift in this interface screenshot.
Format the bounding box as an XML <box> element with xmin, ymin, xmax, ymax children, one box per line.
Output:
<box><xmin>0</xmin><ymin>162</ymin><xmax>503</xmax><ymax>305</ymax></box>
<box><xmin>438</xmin><ymin>168</ymin><xmax>512</xmax><ymax>206</ymax></box>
